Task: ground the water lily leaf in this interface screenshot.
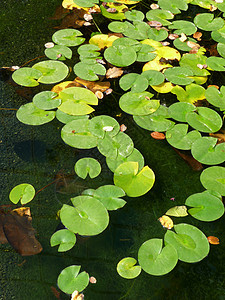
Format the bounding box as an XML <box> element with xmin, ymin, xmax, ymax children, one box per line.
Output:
<box><xmin>119</xmin><ymin>91</ymin><xmax>160</xmax><ymax>116</ymax></box>
<box><xmin>151</xmin><ymin>82</ymin><xmax>174</xmax><ymax>93</ymax></box>
<box><xmin>134</xmin><ymin>105</ymin><xmax>175</xmax><ymax>132</ymax></box>
<box><xmin>45</xmin><ymin>45</ymin><xmax>72</xmax><ymax>60</ymax></box>
<box><xmin>61</xmin><ymin>196</ymin><xmax>109</xmax><ymax>235</ymax></box>
<box><xmin>179</xmin><ymin>54</ymin><xmax>210</xmax><ymax>76</ymax></box>
<box><xmin>108</xmin><ymin>21</ymin><xmax>129</xmax><ymax>33</ymax></box>
<box><xmin>136</xmin><ymin>44</ymin><xmax>157</xmax><ymax>62</ymax></box>
<box><xmin>173</xmin><ymin>37</ymin><xmax>197</xmax><ymax>52</ymax></box>
<box><xmin>191</xmin><ymin>0</ymin><xmax>217</xmax><ymax>9</ymax></box>
<box><xmin>185</xmin><ymin>190</ymin><xmax>224</xmax><ymax>221</ymax></box>
<box><xmin>168</xmin><ymin>102</ymin><xmax>196</xmax><ymax>122</ymax></box>
<box><xmin>119</xmin><ymin>73</ymin><xmax>149</xmax><ymax>92</ymax></box>
<box><xmin>171</xmin><ymin>84</ymin><xmax>206</xmax><ymax>103</ymax></box>
<box><xmin>33</xmin><ymin>91</ymin><xmax>61</xmax><ymax>110</ymax></box>
<box><xmin>146</xmin><ymin>9</ymin><xmax>174</xmax><ymax>26</ymax></box>
<box><xmin>92</xmin><ymin>185</ymin><xmax>126</xmax><ymax>210</ymax></box>
<box><xmin>61</xmin><ymin>119</ymin><xmax>98</xmax><ymax>149</ymax></box>
<box><xmin>148</xmin><ymin>27</ymin><xmax>168</xmax><ymax>41</ymax></box>
<box><xmin>50</xmin><ymin>229</ymin><xmax>76</xmax><ymax>252</ymax></box>
<box><xmin>57</xmin><ymin>265</ymin><xmax>89</xmax><ymax>294</ymax></box>
<box><xmin>158</xmin><ymin>0</ymin><xmax>188</xmax><ymax>14</ymax></box>
<box><xmin>74</xmin><ymin>158</ymin><xmax>101</xmax><ymax>179</ymax></box>
<box><xmin>117</xmin><ymin>257</ymin><xmax>141</xmax><ymax>279</ymax></box>
<box><xmin>12</xmin><ymin>67</ymin><xmax>42</xmax><ymax>87</ymax></box>
<box><xmin>185</xmin><ymin>107</ymin><xmax>223</xmax><ymax>133</ymax></box>
<box><xmin>9</xmin><ymin>183</ymin><xmax>35</xmax><ymax>205</ymax></box>
<box><xmin>194</xmin><ymin>13</ymin><xmax>224</xmax><ymax>31</ymax></box>
<box><xmin>200</xmin><ymin>166</ymin><xmax>225</xmax><ymax>195</ymax></box>
<box><xmin>52</xmin><ymin>28</ymin><xmax>85</xmax><ymax>46</ymax></box>
<box><xmin>169</xmin><ymin>21</ymin><xmax>197</xmax><ymax>35</ymax></box>
<box><xmin>89</xmin><ymin>34</ymin><xmax>119</xmax><ymax>49</ymax></box>
<box><xmin>88</xmin><ymin>115</ymin><xmax>120</xmax><ymax>138</ymax></box>
<box><xmin>166</xmin><ymin>206</ymin><xmax>188</xmax><ymax>217</ymax></box>
<box><xmin>164</xmin><ymin>67</ymin><xmax>194</xmax><ymax>85</ymax></box>
<box><xmin>113</xmin><ymin>37</ymin><xmax>139</xmax><ymax>47</ymax></box>
<box><xmin>205</xmin><ymin>85</ymin><xmax>225</xmax><ymax>110</ymax></box>
<box><xmin>104</xmin><ymin>45</ymin><xmax>137</xmax><ymax>67</ymax></box>
<box><xmin>191</xmin><ymin>137</ymin><xmax>225</xmax><ymax>165</ymax></box>
<box><xmin>206</xmin><ymin>56</ymin><xmax>225</xmax><ymax>71</ymax></box>
<box><xmin>74</xmin><ymin>61</ymin><xmax>106</xmax><ymax>81</ymax></box>
<box><xmin>97</xmin><ymin>131</ymin><xmax>134</xmax><ymax>159</ymax></box>
<box><xmin>211</xmin><ymin>25</ymin><xmax>225</xmax><ymax>43</ymax></box>
<box><xmin>32</xmin><ymin>60</ymin><xmax>69</xmax><ymax>84</ymax></box>
<box><xmin>114</xmin><ymin>162</ymin><xmax>155</xmax><ymax>197</ymax></box>
<box><xmin>73</xmin><ymin>0</ymin><xmax>98</xmax><ymax>7</ymax></box>
<box><xmin>123</xmin><ymin>21</ymin><xmax>151</xmax><ymax>40</ymax></box>
<box><xmin>125</xmin><ymin>9</ymin><xmax>144</xmax><ymax>21</ymax></box>
<box><xmin>56</xmin><ymin>110</ymin><xmax>89</xmax><ymax>124</ymax></box>
<box><xmin>77</xmin><ymin>44</ymin><xmax>100</xmax><ymax>58</ymax></box>
<box><xmin>166</xmin><ymin>124</ymin><xmax>201</xmax><ymax>150</ymax></box>
<box><xmin>106</xmin><ymin>148</ymin><xmax>145</xmax><ymax>172</ymax></box>
<box><xmin>158</xmin><ymin>215</ymin><xmax>174</xmax><ymax>229</ymax></box>
<box><xmin>16</xmin><ymin>103</ymin><xmax>55</xmax><ymax>125</ymax></box>
<box><xmin>100</xmin><ymin>3</ymin><xmax>127</xmax><ymax>20</ymax></box>
<box><xmin>217</xmin><ymin>42</ymin><xmax>225</xmax><ymax>58</ymax></box>
<box><xmin>141</xmin><ymin>70</ymin><xmax>165</xmax><ymax>86</ymax></box>
<box><xmin>138</xmin><ymin>239</ymin><xmax>178</xmax><ymax>276</ymax></box>
<box><xmin>164</xmin><ymin>223</ymin><xmax>209</xmax><ymax>263</ymax></box>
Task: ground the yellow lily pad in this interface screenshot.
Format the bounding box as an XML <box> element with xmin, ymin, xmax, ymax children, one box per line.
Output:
<box><xmin>89</xmin><ymin>34</ymin><xmax>119</xmax><ymax>50</ymax></box>
<box><xmin>190</xmin><ymin>76</ymin><xmax>208</xmax><ymax>85</ymax></box>
<box><xmin>156</xmin><ymin>46</ymin><xmax>181</xmax><ymax>61</ymax></box>
<box><xmin>52</xmin><ymin>81</ymin><xmax>75</xmax><ymax>94</ymax></box>
<box><xmin>115</xmin><ymin>0</ymin><xmax>140</xmax><ymax>3</ymax></box>
<box><xmin>141</xmin><ymin>39</ymin><xmax>163</xmax><ymax>50</ymax></box>
<box><xmin>158</xmin><ymin>215</ymin><xmax>173</xmax><ymax>229</ymax></box>
<box><xmin>151</xmin><ymin>82</ymin><xmax>174</xmax><ymax>93</ymax></box>
<box><xmin>62</xmin><ymin>0</ymin><xmax>100</xmax><ymax>11</ymax></box>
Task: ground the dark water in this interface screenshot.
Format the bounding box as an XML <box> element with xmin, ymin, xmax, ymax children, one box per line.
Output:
<box><xmin>1</xmin><ymin>1</ymin><xmax>225</xmax><ymax>299</ymax></box>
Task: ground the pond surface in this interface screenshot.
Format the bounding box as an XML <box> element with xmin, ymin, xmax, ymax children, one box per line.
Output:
<box><xmin>1</xmin><ymin>1</ymin><xmax>225</xmax><ymax>299</ymax></box>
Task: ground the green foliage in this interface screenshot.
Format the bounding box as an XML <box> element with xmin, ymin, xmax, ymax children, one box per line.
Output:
<box><xmin>50</xmin><ymin>229</ymin><xmax>76</xmax><ymax>252</ymax></box>
<box><xmin>52</xmin><ymin>29</ymin><xmax>85</xmax><ymax>46</ymax></box>
<box><xmin>117</xmin><ymin>257</ymin><xmax>141</xmax><ymax>279</ymax></box>
<box><xmin>75</xmin><ymin>158</ymin><xmax>101</xmax><ymax>179</ymax></box>
<box><xmin>200</xmin><ymin>166</ymin><xmax>225</xmax><ymax>196</ymax></box>
<box><xmin>9</xmin><ymin>183</ymin><xmax>35</xmax><ymax>205</ymax></box>
<box><xmin>33</xmin><ymin>91</ymin><xmax>61</xmax><ymax>110</ymax></box>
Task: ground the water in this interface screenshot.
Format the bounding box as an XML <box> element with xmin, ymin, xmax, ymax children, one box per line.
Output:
<box><xmin>1</xmin><ymin>1</ymin><xmax>225</xmax><ymax>299</ymax></box>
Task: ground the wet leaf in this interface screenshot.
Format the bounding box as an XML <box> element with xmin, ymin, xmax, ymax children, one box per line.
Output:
<box><xmin>166</xmin><ymin>206</ymin><xmax>188</xmax><ymax>217</ymax></box>
<box><xmin>151</xmin><ymin>132</ymin><xmax>166</xmax><ymax>140</ymax></box>
<box><xmin>74</xmin><ymin>157</ymin><xmax>101</xmax><ymax>179</ymax></box>
<box><xmin>9</xmin><ymin>183</ymin><xmax>35</xmax><ymax>205</ymax></box>
<box><xmin>158</xmin><ymin>215</ymin><xmax>174</xmax><ymax>229</ymax></box>
<box><xmin>207</xmin><ymin>236</ymin><xmax>220</xmax><ymax>245</ymax></box>
<box><xmin>106</xmin><ymin>67</ymin><xmax>123</xmax><ymax>79</ymax></box>
<box><xmin>117</xmin><ymin>257</ymin><xmax>141</xmax><ymax>279</ymax></box>
<box><xmin>50</xmin><ymin>229</ymin><xmax>76</xmax><ymax>252</ymax></box>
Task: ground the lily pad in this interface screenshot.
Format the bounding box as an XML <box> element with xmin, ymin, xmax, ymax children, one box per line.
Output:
<box><xmin>194</xmin><ymin>13</ymin><xmax>224</xmax><ymax>31</ymax></box>
<box><xmin>185</xmin><ymin>190</ymin><xmax>224</xmax><ymax>221</ymax></box>
<box><xmin>45</xmin><ymin>45</ymin><xmax>72</xmax><ymax>60</ymax></box>
<box><xmin>205</xmin><ymin>85</ymin><xmax>225</xmax><ymax>110</ymax></box>
<box><xmin>171</xmin><ymin>84</ymin><xmax>206</xmax><ymax>103</ymax></box>
<box><xmin>138</xmin><ymin>239</ymin><xmax>178</xmax><ymax>276</ymax></box>
<box><xmin>77</xmin><ymin>44</ymin><xmax>100</xmax><ymax>59</ymax></box>
<box><xmin>50</xmin><ymin>229</ymin><xmax>76</xmax><ymax>252</ymax></box>
<box><xmin>173</xmin><ymin>37</ymin><xmax>196</xmax><ymax>52</ymax></box>
<box><xmin>100</xmin><ymin>3</ymin><xmax>127</xmax><ymax>20</ymax></box>
<box><xmin>88</xmin><ymin>115</ymin><xmax>120</xmax><ymax>138</ymax></box>
<box><xmin>74</xmin><ymin>61</ymin><xmax>106</xmax><ymax>81</ymax></box>
<box><xmin>123</xmin><ymin>21</ymin><xmax>151</xmax><ymax>40</ymax></box>
<box><xmin>168</xmin><ymin>102</ymin><xmax>196</xmax><ymax>122</ymax></box>
<box><xmin>73</xmin><ymin>0</ymin><xmax>98</xmax><ymax>7</ymax></box>
<box><xmin>200</xmin><ymin>166</ymin><xmax>225</xmax><ymax>195</ymax></box>
<box><xmin>56</xmin><ymin>110</ymin><xmax>89</xmax><ymax>124</ymax></box>
<box><xmin>108</xmin><ymin>21</ymin><xmax>129</xmax><ymax>33</ymax></box>
<box><xmin>60</xmin><ymin>196</ymin><xmax>109</xmax><ymax>235</ymax></box>
<box><xmin>57</xmin><ymin>265</ymin><xmax>89</xmax><ymax>294</ymax></box>
<box><xmin>164</xmin><ymin>223</ymin><xmax>210</xmax><ymax>263</ymax></box>
<box><xmin>104</xmin><ymin>45</ymin><xmax>137</xmax><ymax>67</ymax></box>
<box><xmin>179</xmin><ymin>54</ymin><xmax>210</xmax><ymax>76</ymax></box>
<box><xmin>211</xmin><ymin>25</ymin><xmax>225</xmax><ymax>44</ymax></box>
<box><xmin>125</xmin><ymin>10</ymin><xmax>144</xmax><ymax>22</ymax></box>
<box><xmin>12</xmin><ymin>67</ymin><xmax>42</xmax><ymax>87</ymax></box>
<box><xmin>16</xmin><ymin>103</ymin><xmax>55</xmax><ymax>125</ymax></box>
<box><xmin>164</xmin><ymin>67</ymin><xmax>194</xmax><ymax>85</ymax></box>
<box><xmin>136</xmin><ymin>44</ymin><xmax>157</xmax><ymax>62</ymax></box>
<box><xmin>75</xmin><ymin>158</ymin><xmax>101</xmax><ymax>179</ymax></box>
<box><xmin>52</xmin><ymin>29</ymin><xmax>85</xmax><ymax>46</ymax></box>
<box><xmin>119</xmin><ymin>73</ymin><xmax>149</xmax><ymax>93</ymax></box>
<box><xmin>33</xmin><ymin>91</ymin><xmax>61</xmax><ymax>110</ymax></box>
<box><xmin>141</xmin><ymin>70</ymin><xmax>165</xmax><ymax>86</ymax></box>
<box><xmin>9</xmin><ymin>183</ymin><xmax>35</xmax><ymax>205</ymax></box>
<box><xmin>158</xmin><ymin>0</ymin><xmax>188</xmax><ymax>14</ymax></box>
<box><xmin>114</xmin><ymin>162</ymin><xmax>155</xmax><ymax>197</ymax></box>
<box><xmin>168</xmin><ymin>20</ymin><xmax>197</xmax><ymax>35</ymax></box>
<box><xmin>147</xmin><ymin>27</ymin><xmax>168</xmax><ymax>42</ymax></box>
<box><xmin>146</xmin><ymin>9</ymin><xmax>174</xmax><ymax>26</ymax></box>
<box><xmin>206</xmin><ymin>56</ymin><xmax>225</xmax><ymax>71</ymax></box>
<box><xmin>117</xmin><ymin>257</ymin><xmax>141</xmax><ymax>279</ymax></box>
<box><xmin>89</xmin><ymin>34</ymin><xmax>119</xmax><ymax>49</ymax></box>
<box><xmin>166</xmin><ymin>206</ymin><xmax>188</xmax><ymax>217</ymax></box>
<box><xmin>217</xmin><ymin>42</ymin><xmax>225</xmax><ymax>58</ymax></box>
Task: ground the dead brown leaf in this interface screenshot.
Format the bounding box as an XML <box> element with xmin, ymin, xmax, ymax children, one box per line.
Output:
<box><xmin>173</xmin><ymin>148</ymin><xmax>203</xmax><ymax>171</ymax></box>
<box><xmin>193</xmin><ymin>31</ymin><xmax>202</xmax><ymax>41</ymax></box>
<box><xmin>106</xmin><ymin>67</ymin><xmax>123</xmax><ymax>79</ymax></box>
<box><xmin>53</xmin><ymin>9</ymin><xmax>87</xmax><ymax>29</ymax></box>
<box><xmin>207</xmin><ymin>236</ymin><xmax>220</xmax><ymax>245</ymax></box>
<box><xmin>74</xmin><ymin>77</ymin><xmax>110</xmax><ymax>93</ymax></box>
<box><xmin>50</xmin><ymin>5</ymin><xmax>70</xmax><ymax>20</ymax></box>
<box><xmin>209</xmin><ymin>132</ymin><xmax>225</xmax><ymax>144</ymax></box>
<box><xmin>151</xmin><ymin>131</ymin><xmax>166</xmax><ymax>140</ymax></box>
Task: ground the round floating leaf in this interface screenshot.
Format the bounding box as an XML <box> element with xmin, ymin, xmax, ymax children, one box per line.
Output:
<box><xmin>123</xmin><ymin>21</ymin><xmax>151</xmax><ymax>40</ymax></box>
<box><xmin>168</xmin><ymin>20</ymin><xmax>197</xmax><ymax>35</ymax></box>
<box><xmin>61</xmin><ymin>119</ymin><xmax>98</xmax><ymax>149</ymax></box>
<box><xmin>166</xmin><ymin>206</ymin><xmax>188</xmax><ymax>217</ymax></box>
<box><xmin>217</xmin><ymin>42</ymin><xmax>225</xmax><ymax>58</ymax></box>
<box><xmin>93</xmin><ymin>185</ymin><xmax>126</xmax><ymax>210</ymax></box>
<box><xmin>166</xmin><ymin>124</ymin><xmax>201</xmax><ymax>150</ymax></box>
<box><xmin>45</xmin><ymin>45</ymin><xmax>72</xmax><ymax>60</ymax></box>
<box><xmin>205</xmin><ymin>85</ymin><xmax>225</xmax><ymax>110</ymax></box>
<box><xmin>173</xmin><ymin>37</ymin><xmax>196</xmax><ymax>52</ymax></box>
<box><xmin>12</xmin><ymin>67</ymin><xmax>42</xmax><ymax>87</ymax></box>
<box><xmin>113</xmin><ymin>37</ymin><xmax>139</xmax><ymax>47</ymax></box>
<box><xmin>97</xmin><ymin>131</ymin><xmax>134</xmax><ymax>159</ymax></box>
<box><xmin>206</xmin><ymin>56</ymin><xmax>225</xmax><ymax>71</ymax></box>
<box><xmin>185</xmin><ymin>190</ymin><xmax>224</xmax><ymax>221</ymax></box>
<box><xmin>200</xmin><ymin>166</ymin><xmax>225</xmax><ymax>195</ymax></box>
<box><xmin>88</xmin><ymin>115</ymin><xmax>120</xmax><ymax>139</ymax></box>
<box><xmin>75</xmin><ymin>158</ymin><xmax>101</xmax><ymax>179</ymax></box>
<box><xmin>100</xmin><ymin>3</ymin><xmax>127</xmax><ymax>20</ymax></box>
<box><xmin>119</xmin><ymin>73</ymin><xmax>149</xmax><ymax>93</ymax></box>
<box><xmin>114</xmin><ymin>162</ymin><xmax>155</xmax><ymax>197</ymax></box>
<box><xmin>141</xmin><ymin>70</ymin><xmax>165</xmax><ymax>86</ymax></box>
<box><xmin>57</xmin><ymin>265</ymin><xmax>89</xmax><ymax>294</ymax></box>
<box><xmin>89</xmin><ymin>34</ymin><xmax>119</xmax><ymax>49</ymax></box>
<box><xmin>33</xmin><ymin>91</ymin><xmax>61</xmax><ymax>110</ymax></box>
<box><xmin>147</xmin><ymin>27</ymin><xmax>168</xmax><ymax>42</ymax></box>
<box><xmin>106</xmin><ymin>148</ymin><xmax>145</xmax><ymax>172</ymax></box>
<box><xmin>185</xmin><ymin>107</ymin><xmax>223</xmax><ymax>133</ymax></box>
<box><xmin>212</xmin><ymin>25</ymin><xmax>225</xmax><ymax>43</ymax></box>
<box><xmin>104</xmin><ymin>45</ymin><xmax>136</xmax><ymax>67</ymax></box>
<box><xmin>56</xmin><ymin>110</ymin><xmax>89</xmax><ymax>124</ymax></box>
<box><xmin>164</xmin><ymin>67</ymin><xmax>194</xmax><ymax>85</ymax></box>
<box><xmin>151</xmin><ymin>82</ymin><xmax>174</xmax><ymax>93</ymax></box>
<box><xmin>16</xmin><ymin>103</ymin><xmax>55</xmax><ymax>125</ymax></box>
<box><xmin>108</xmin><ymin>21</ymin><xmax>129</xmax><ymax>33</ymax></box>
<box><xmin>180</xmin><ymin>54</ymin><xmax>209</xmax><ymax>76</ymax></box>
<box><xmin>168</xmin><ymin>102</ymin><xmax>196</xmax><ymax>122</ymax></box>
<box><xmin>136</xmin><ymin>44</ymin><xmax>157</xmax><ymax>62</ymax></box>
<box><xmin>158</xmin><ymin>0</ymin><xmax>188</xmax><ymax>14</ymax></box>
<box><xmin>50</xmin><ymin>229</ymin><xmax>76</xmax><ymax>252</ymax></box>
<box><xmin>164</xmin><ymin>223</ymin><xmax>210</xmax><ymax>263</ymax></box>
<box><xmin>73</xmin><ymin>0</ymin><xmax>98</xmax><ymax>7</ymax></box>
<box><xmin>191</xmin><ymin>137</ymin><xmax>225</xmax><ymax>165</ymax></box>
<box><xmin>32</xmin><ymin>60</ymin><xmax>69</xmax><ymax>84</ymax></box>
<box><xmin>125</xmin><ymin>10</ymin><xmax>144</xmax><ymax>21</ymax></box>
<box><xmin>117</xmin><ymin>257</ymin><xmax>141</xmax><ymax>279</ymax></box>
<box><xmin>9</xmin><ymin>183</ymin><xmax>35</xmax><ymax>205</ymax></box>
<box><xmin>171</xmin><ymin>84</ymin><xmax>206</xmax><ymax>104</ymax></box>
<box><xmin>77</xmin><ymin>44</ymin><xmax>100</xmax><ymax>58</ymax></box>
<box><xmin>74</xmin><ymin>61</ymin><xmax>106</xmax><ymax>81</ymax></box>
<box><xmin>194</xmin><ymin>13</ymin><xmax>224</xmax><ymax>31</ymax></box>
<box><xmin>146</xmin><ymin>9</ymin><xmax>174</xmax><ymax>26</ymax></box>
<box><xmin>138</xmin><ymin>239</ymin><xmax>178</xmax><ymax>276</ymax></box>
<box><xmin>60</xmin><ymin>196</ymin><xmax>109</xmax><ymax>235</ymax></box>
<box><xmin>52</xmin><ymin>29</ymin><xmax>85</xmax><ymax>46</ymax></box>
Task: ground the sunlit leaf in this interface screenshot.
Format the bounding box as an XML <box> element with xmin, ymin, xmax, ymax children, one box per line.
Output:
<box><xmin>159</xmin><ymin>215</ymin><xmax>174</xmax><ymax>229</ymax></box>
<box><xmin>9</xmin><ymin>184</ymin><xmax>35</xmax><ymax>205</ymax></box>
<box><xmin>52</xmin><ymin>28</ymin><xmax>85</xmax><ymax>46</ymax></box>
<box><xmin>75</xmin><ymin>157</ymin><xmax>101</xmax><ymax>179</ymax></box>
<box><xmin>166</xmin><ymin>206</ymin><xmax>188</xmax><ymax>217</ymax></box>
<box><xmin>50</xmin><ymin>229</ymin><xmax>76</xmax><ymax>252</ymax></box>
<box><xmin>117</xmin><ymin>257</ymin><xmax>141</xmax><ymax>279</ymax></box>
<box><xmin>200</xmin><ymin>166</ymin><xmax>225</xmax><ymax>195</ymax></box>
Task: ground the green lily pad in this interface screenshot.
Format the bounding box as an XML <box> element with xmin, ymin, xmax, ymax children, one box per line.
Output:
<box><xmin>191</xmin><ymin>137</ymin><xmax>225</xmax><ymax>165</ymax></box>
<box><xmin>166</xmin><ymin>124</ymin><xmax>201</xmax><ymax>150</ymax></box>
<box><xmin>123</xmin><ymin>21</ymin><xmax>151</xmax><ymax>40</ymax></box>
<box><xmin>158</xmin><ymin>0</ymin><xmax>188</xmax><ymax>14</ymax></box>
<box><xmin>205</xmin><ymin>85</ymin><xmax>225</xmax><ymax>110</ymax></box>
<box><xmin>147</xmin><ymin>27</ymin><xmax>168</xmax><ymax>42</ymax></box>
<box><xmin>164</xmin><ymin>67</ymin><xmax>194</xmax><ymax>85</ymax></box>
<box><xmin>32</xmin><ymin>60</ymin><xmax>69</xmax><ymax>84</ymax></box>
<box><xmin>114</xmin><ymin>162</ymin><xmax>155</xmax><ymax>197</ymax></box>
<box><xmin>173</xmin><ymin>37</ymin><xmax>196</xmax><ymax>52</ymax></box>
<box><xmin>60</xmin><ymin>196</ymin><xmax>109</xmax><ymax>236</ymax></box>
<box><xmin>74</xmin><ymin>158</ymin><xmax>101</xmax><ymax>179</ymax></box>
<box><xmin>57</xmin><ymin>265</ymin><xmax>89</xmax><ymax>294</ymax></box>
<box><xmin>138</xmin><ymin>239</ymin><xmax>178</xmax><ymax>276</ymax></box>
<box><xmin>56</xmin><ymin>110</ymin><xmax>89</xmax><ymax>124</ymax></box>
<box><xmin>168</xmin><ymin>102</ymin><xmax>196</xmax><ymax>122</ymax></box>
<box><xmin>12</xmin><ymin>67</ymin><xmax>42</xmax><ymax>87</ymax></box>
<box><xmin>77</xmin><ymin>44</ymin><xmax>100</xmax><ymax>59</ymax></box>
<box><xmin>88</xmin><ymin>115</ymin><xmax>120</xmax><ymax>139</ymax></box>
<box><xmin>45</xmin><ymin>45</ymin><xmax>72</xmax><ymax>60</ymax></box>
<box><xmin>166</xmin><ymin>206</ymin><xmax>188</xmax><ymax>217</ymax></box>
<box><xmin>104</xmin><ymin>45</ymin><xmax>137</xmax><ymax>67</ymax></box>
<box><xmin>100</xmin><ymin>3</ymin><xmax>127</xmax><ymax>20</ymax></box>
<box><xmin>119</xmin><ymin>73</ymin><xmax>149</xmax><ymax>93</ymax></box>
<box><xmin>194</xmin><ymin>13</ymin><xmax>224</xmax><ymax>31</ymax></box>
<box><xmin>113</xmin><ymin>37</ymin><xmax>139</xmax><ymax>47</ymax></box>
<box><xmin>117</xmin><ymin>257</ymin><xmax>141</xmax><ymax>279</ymax></box>
<box><xmin>185</xmin><ymin>190</ymin><xmax>224</xmax><ymax>221</ymax></box>
<box><xmin>179</xmin><ymin>54</ymin><xmax>210</xmax><ymax>76</ymax></box>
<box><xmin>50</xmin><ymin>229</ymin><xmax>76</xmax><ymax>252</ymax></box>
<box><xmin>52</xmin><ymin>29</ymin><xmax>85</xmax><ymax>47</ymax></box>
<box><xmin>9</xmin><ymin>183</ymin><xmax>35</xmax><ymax>205</ymax></box>
<box><xmin>217</xmin><ymin>42</ymin><xmax>225</xmax><ymax>58</ymax></box>
<box><xmin>164</xmin><ymin>223</ymin><xmax>210</xmax><ymax>263</ymax></box>
<box><xmin>136</xmin><ymin>44</ymin><xmax>157</xmax><ymax>62</ymax></box>
<box><xmin>146</xmin><ymin>9</ymin><xmax>174</xmax><ymax>26</ymax></box>
<box><xmin>33</xmin><ymin>91</ymin><xmax>61</xmax><ymax>110</ymax></box>
<box><xmin>119</xmin><ymin>91</ymin><xmax>160</xmax><ymax>116</ymax></box>
<box><xmin>74</xmin><ymin>61</ymin><xmax>106</xmax><ymax>81</ymax></box>
<box><xmin>106</xmin><ymin>148</ymin><xmax>145</xmax><ymax>172</ymax></box>
<box><xmin>211</xmin><ymin>25</ymin><xmax>225</xmax><ymax>43</ymax></box>
<box><xmin>61</xmin><ymin>119</ymin><xmax>98</xmax><ymax>149</ymax></box>
<box><xmin>16</xmin><ymin>103</ymin><xmax>55</xmax><ymax>125</ymax></box>
<box><xmin>185</xmin><ymin>107</ymin><xmax>223</xmax><ymax>133</ymax></box>
<box><xmin>169</xmin><ymin>20</ymin><xmax>197</xmax><ymax>35</ymax></box>
<box><xmin>125</xmin><ymin>10</ymin><xmax>144</xmax><ymax>22</ymax></box>
<box><xmin>171</xmin><ymin>84</ymin><xmax>206</xmax><ymax>103</ymax></box>
<box><xmin>97</xmin><ymin>131</ymin><xmax>134</xmax><ymax>159</ymax></box>
<box><xmin>200</xmin><ymin>166</ymin><xmax>225</xmax><ymax>195</ymax></box>
<box><xmin>108</xmin><ymin>21</ymin><xmax>129</xmax><ymax>33</ymax></box>
<box><xmin>141</xmin><ymin>70</ymin><xmax>165</xmax><ymax>86</ymax></box>
<box><xmin>191</xmin><ymin>0</ymin><xmax>217</xmax><ymax>9</ymax></box>
<box><xmin>206</xmin><ymin>56</ymin><xmax>225</xmax><ymax>71</ymax></box>
<box><xmin>73</xmin><ymin>0</ymin><xmax>98</xmax><ymax>7</ymax></box>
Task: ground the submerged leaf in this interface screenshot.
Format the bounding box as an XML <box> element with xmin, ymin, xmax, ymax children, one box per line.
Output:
<box><xmin>158</xmin><ymin>215</ymin><xmax>174</xmax><ymax>229</ymax></box>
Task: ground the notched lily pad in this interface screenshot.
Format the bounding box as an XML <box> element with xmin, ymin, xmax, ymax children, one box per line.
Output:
<box><xmin>50</xmin><ymin>229</ymin><xmax>76</xmax><ymax>252</ymax></box>
<box><xmin>45</xmin><ymin>45</ymin><xmax>72</xmax><ymax>60</ymax></box>
<box><xmin>33</xmin><ymin>91</ymin><xmax>61</xmax><ymax>110</ymax></box>
<box><xmin>200</xmin><ymin>166</ymin><xmax>225</xmax><ymax>195</ymax></box>
<box><xmin>75</xmin><ymin>158</ymin><xmax>101</xmax><ymax>179</ymax></box>
<box><xmin>104</xmin><ymin>45</ymin><xmax>137</xmax><ymax>67</ymax></box>
<box><xmin>164</xmin><ymin>67</ymin><xmax>194</xmax><ymax>85</ymax></box>
<box><xmin>194</xmin><ymin>13</ymin><xmax>224</xmax><ymax>31</ymax></box>
<box><xmin>88</xmin><ymin>115</ymin><xmax>120</xmax><ymax>138</ymax></box>
<box><xmin>9</xmin><ymin>183</ymin><xmax>35</xmax><ymax>205</ymax></box>
<box><xmin>117</xmin><ymin>257</ymin><xmax>141</xmax><ymax>279</ymax></box>
<box><xmin>205</xmin><ymin>85</ymin><xmax>225</xmax><ymax>110</ymax></box>
<box><xmin>52</xmin><ymin>28</ymin><xmax>85</xmax><ymax>46</ymax></box>
<box><xmin>12</xmin><ymin>67</ymin><xmax>42</xmax><ymax>87</ymax></box>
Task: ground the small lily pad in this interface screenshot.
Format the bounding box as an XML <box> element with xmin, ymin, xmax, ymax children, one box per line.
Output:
<box><xmin>50</xmin><ymin>229</ymin><xmax>76</xmax><ymax>252</ymax></box>
<box><xmin>146</xmin><ymin>9</ymin><xmax>174</xmax><ymax>26</ymax></box>
<box><xmin>169</xmin><ymin>20</ymin><xmax>197</xmax><ymax>35</ymax></box>
<box><xmin>123</xmin><ymin>21</ymin><xmax>151</xmax><ymax>40</ymax></box>
<box><xmin>164</xmin><ymin>67</ymin><xmax>194</xmax><ymax>85</ymax></box>
<box><xmin>136</xmin><ymin>44</ymin><xmax>157</xmax><ymax>62</ymax></box>
<box><xmin>141</xmin><ymin>70</ymin><xmax>165</xmax><ymax>86</ymax></box>
<box><xmin>200</xmin><ymin>166</ymin><xmax>225</xmax><ymax>195</ymax></box>
<box><xmin>9</xmin><ymin>183</ymin><xmax>35</xmax><ymax>205</ymax></box>
<box><xmin>88</xmin><ymin>115</ymin><xmax>120</xmax><ymax>138</ymax></box>
<box><xmin>158</xmin><ymin>0</ymin><xmax>188</xmax><ymax>14</ymax></box>
<box><xmin>45</xmin><ymin>45</ymin><xmax>72</xmax><ymax>60</ymax></box>
<box><xmin>12</xmin><ymin>67</ymin><xmax>42</xmax><ymax>87</ymax></box>
<box><xmin>108</xmin><ymin>21</ymin><xmax>129</xmax><ymax>33</ymax></box>
<box><xmin>125</xmin><ymin>10</ymin><xmax>144</xmax><ymax>22</ymax></box>
<box><xmin>74</xmin><ymin>61</ymin><xmax>106</xmax><ymax>81</ymax></box>
<box><xmin>52</xmin><ymin>29</ymin><xmax>85</xmax><ymax>47</ymax></box>
<box><xmin>75</xmin><ymin>158</ymin><xmax>101</xmax><ymax>179</ymax></box>
<box><xmin>168</xmin><ymin>102</ymin><xmax>196</xmax><ymax>122</ymax></box>
<box><xmin>194</xmin><ymin>13</ymin><xmax>224</xmax><ymax>31</ymax></box>
<box><xmin>166</xmin><ymin>206</ymin><xmax>188</xmax><ymax>217</ymax></box>
<box><xmin>148</xmin><ymin>27</ymin><xmax>168</xmax><ymax>41</ymax></box>
<box><xmin>33</xmin><ymin>91</ymin><xmax>61</xmax><ymax>110</ymax></box>
<box><xmin>171</xmin><ymin>84</ymin><xmax>206</xmax><ymax>103</ymax></box>
<box><xmin>205</xmin><ymin>85</ymin><xmax>225</xmax><ymax>110</ymax></box>
<box><xmin>212</xmin><ymin>25</ymin><xmax>225</xmax><ymax>44</ymax></box>
<box><xmin>119</xmin><ymin>73</ymin><xmax>149</xmax><ymax>93</ymax></box>
<box><xmin>117</xmin><ymin>257</ymin><xmax>141</xmax><ymax>279</ymax></box>
<box><xmin>77</xmin><ymin>44</ymin><xmax>100</xmax><ymax>58</ymax></box>
<box><xmin>104</xmin><ymin>45</ymin><xmax>137</xmax><ymax>67</ymax></box>
<box><xmin>56</xmin><ymin>110</ymin><xmax>89</xmax><ymax>124</ymax></box>
<box><xmin>180</xmin><ymin>54</ymin><xmax>210</xmax><ymax>76</ymax></box>
<box><xmin>100</xmin><ymin>3</ymin><xmax>127</xmax><ymax>20</ymax></box>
